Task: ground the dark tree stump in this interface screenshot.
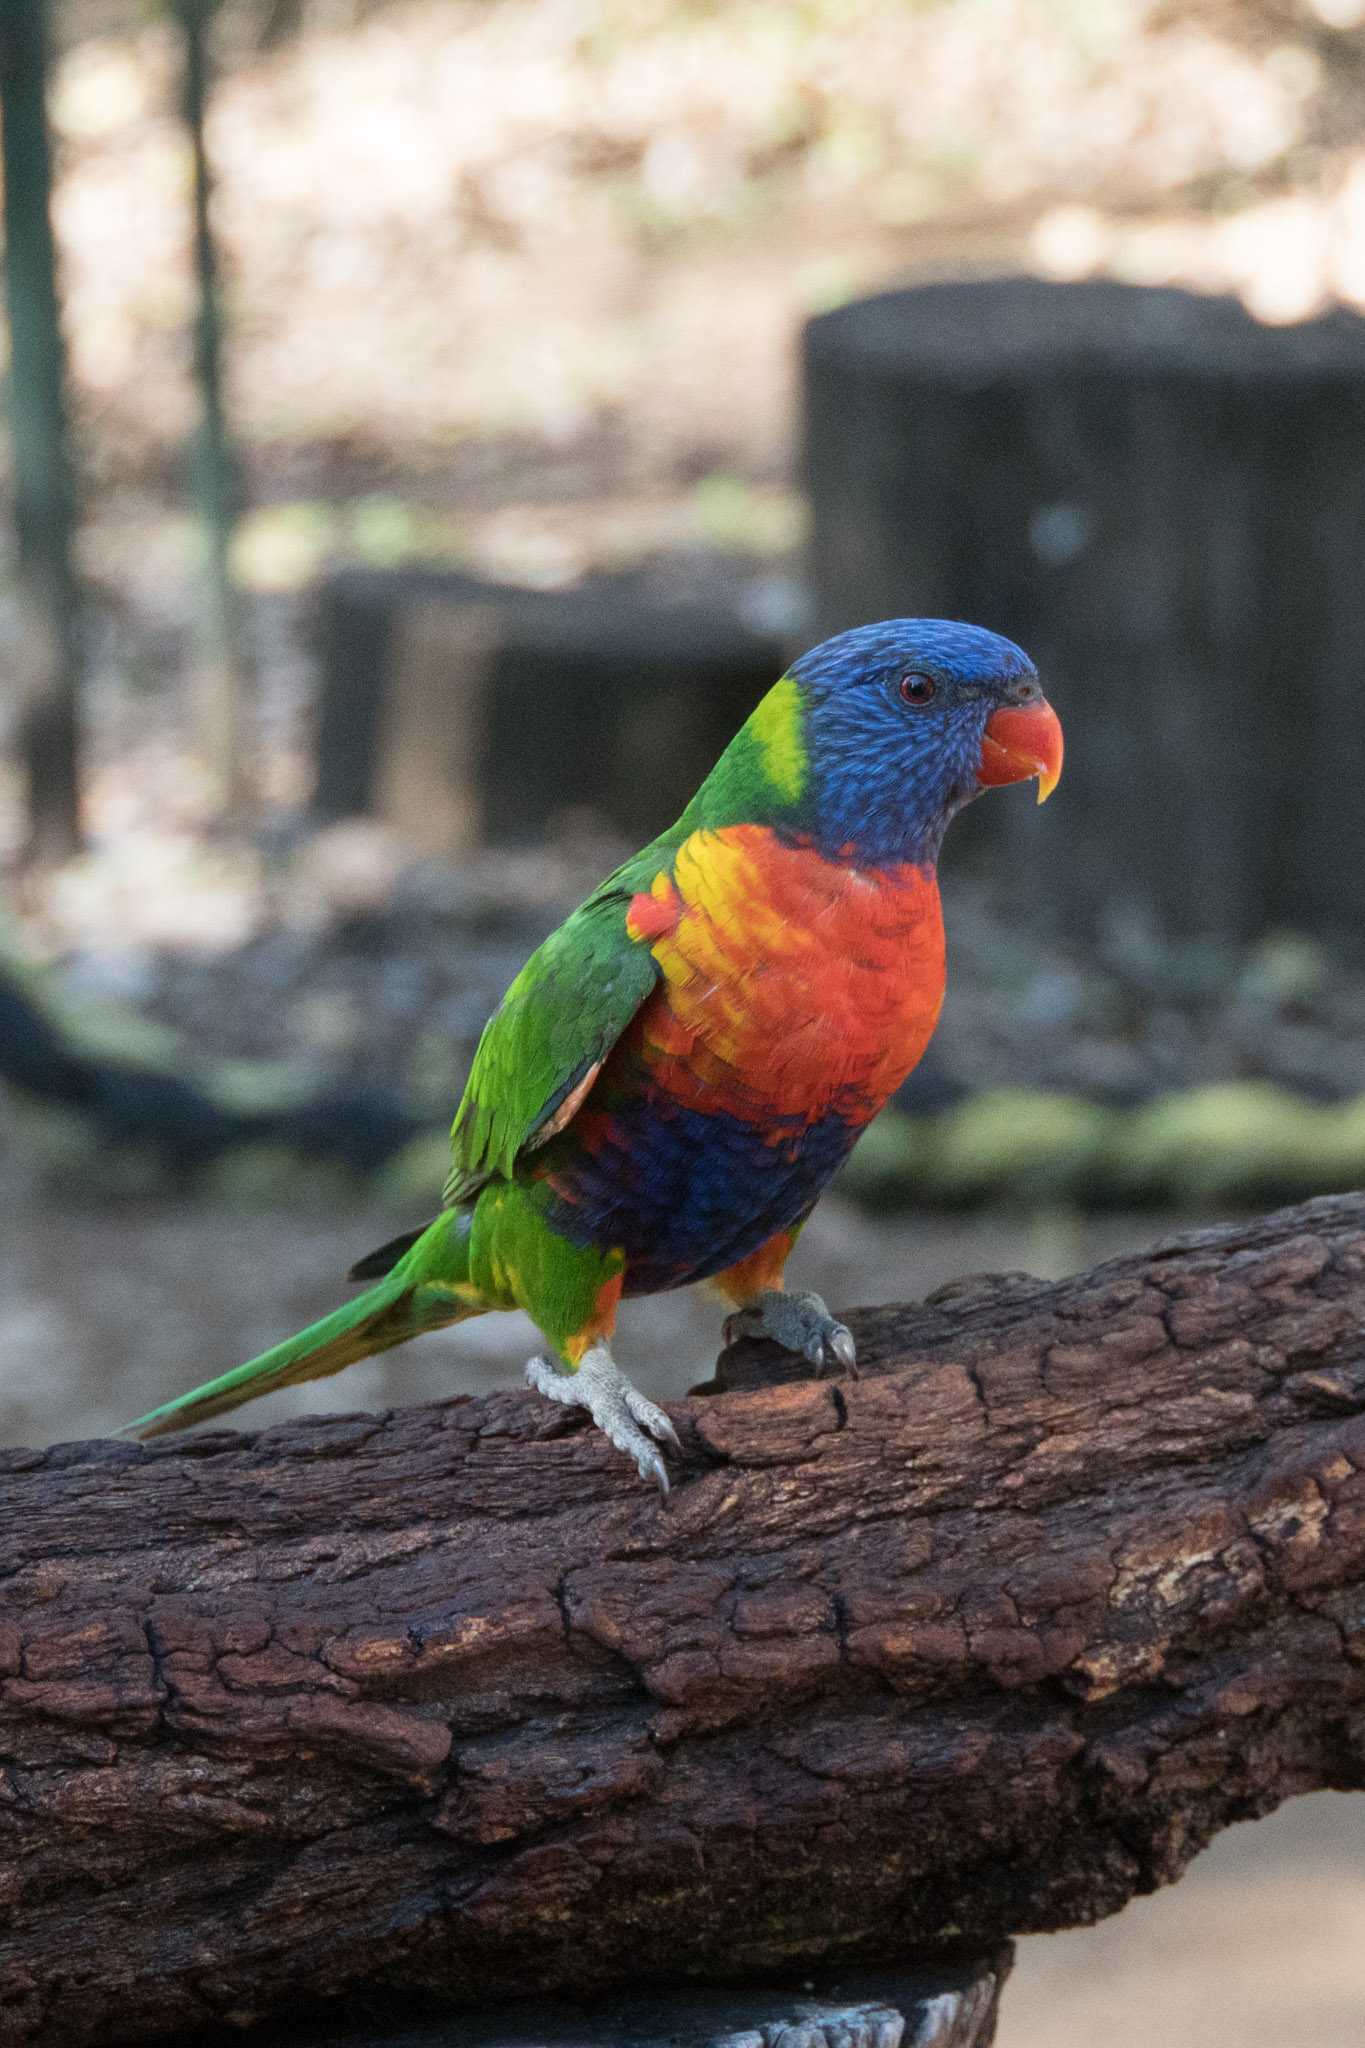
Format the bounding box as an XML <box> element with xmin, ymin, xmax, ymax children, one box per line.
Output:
<box><xmin>311</xmin><ymin>567</ymin><xmax>489</xmax><ymax>830</ymax></box>
<box><xmin>3</xmin><ymin>1194</ymin><xmax>1365</xmax><ymax>2047</ymax></box>
<box><xmin>803</xmin><ymin>279</ymin><xmax>1365</xmax><ymax>938</ymax></box>
<box><xmin>312</xmin><ymin>570</ymin><xmax>784</xmax><ymax>852</ymax></box>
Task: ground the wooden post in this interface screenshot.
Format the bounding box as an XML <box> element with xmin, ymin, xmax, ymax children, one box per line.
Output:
<box><xmin>0</xmin><ymin>0</ymin><xmax>82</xmax><ymax>860</ymax></box>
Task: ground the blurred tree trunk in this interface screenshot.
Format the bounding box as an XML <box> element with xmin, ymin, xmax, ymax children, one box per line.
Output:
<box><xmin>803</xmin><ymin>278</ymin><xmax>1365</xmax><ymax>940</ymax></box>
<box><xmin>0</xmin><ymin>0</ymin><xmax>82</xmax><ymax>861</ymax></box>
<box><xmin>256</xmin><ymin>0</ymin><xmax>307</xmax><ymax>51</ymax></box>
<box><xmin>175</xmin><ymin>0</ymin><xmax>252</xmax><ymax>818</ymax></box>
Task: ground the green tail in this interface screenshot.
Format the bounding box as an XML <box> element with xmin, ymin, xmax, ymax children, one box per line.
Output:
<box><xmin>123</xmin><ymin>1211</ymin><xmax>478</xmax><ymax>1439</ymax></box>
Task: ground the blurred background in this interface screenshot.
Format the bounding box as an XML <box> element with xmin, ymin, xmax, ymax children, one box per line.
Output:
<box><xmin>1</xmin><ymin>0</ymin><xmax>1363</xmax><ymax>2039</ymax></box>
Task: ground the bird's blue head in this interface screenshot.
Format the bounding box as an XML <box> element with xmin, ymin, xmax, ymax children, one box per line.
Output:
<box><xmin>734</xmin><ymin>617</ymin><xmax>1063</xmax><ymax>867</ymax></box>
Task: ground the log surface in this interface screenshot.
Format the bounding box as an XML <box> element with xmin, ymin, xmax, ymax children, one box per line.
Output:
<box><xmin>4</xmin><ymin>1195</ymin><xmax>1365</xmax><ymax>2046</ymax></box>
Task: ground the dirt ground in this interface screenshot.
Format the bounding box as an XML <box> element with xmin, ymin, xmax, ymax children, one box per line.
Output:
<box><xmin>1008</xmin><ymin>1793</ymin><xmax>1365</xmax><ymax>2048</ymax></box>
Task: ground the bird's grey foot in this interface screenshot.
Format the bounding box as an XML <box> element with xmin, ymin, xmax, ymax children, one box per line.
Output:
<box><xmin>525</xmin><ymin>1343</ymin><xmax>680</xmax><ymax>1495</ymax></box>
<box><xmin>723</xmin><ymin>1289</ymin><xmax>857</xmax><ymax>1376</ymax></box>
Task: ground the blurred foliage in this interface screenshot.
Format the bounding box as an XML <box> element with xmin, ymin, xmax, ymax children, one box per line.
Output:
<box><xmin>30</xmin><ymin>0</ymin><xmax>1365</xmax><ymax>490</ymax></box>
<box><xmin>688</xmin><ymin>475</ymin><xmax>805</xmax><ymax>553</ymax></box>
<box><xmin>229</xmin><ymin>497</ymin><xmax>471</xmax><ymax>589</ymax></box>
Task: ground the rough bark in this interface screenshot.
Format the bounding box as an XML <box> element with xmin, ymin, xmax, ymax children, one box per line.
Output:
<box><xmin>3</xmin><ymin>1194</ymin><xmax>1365</xmax><ymax>2048</ymax></box>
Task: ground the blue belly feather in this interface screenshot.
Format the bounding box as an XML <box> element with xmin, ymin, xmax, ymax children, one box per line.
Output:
<box><xmin>539</xmin><ymin>1089</ymin><xmax>862</xmax><ymax>1293</ymax></box>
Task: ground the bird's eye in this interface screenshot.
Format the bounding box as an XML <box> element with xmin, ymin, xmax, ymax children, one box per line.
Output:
<box><xmin>898</xmin><ymin>671</ymin><xmax>936</xmax><ymax>707</ymax></box>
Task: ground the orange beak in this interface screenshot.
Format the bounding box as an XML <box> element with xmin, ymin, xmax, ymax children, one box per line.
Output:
<box><xmin>978</xmin><ymin>698</ymin><xmax>1064</xmax><ymax>805</ymax></box>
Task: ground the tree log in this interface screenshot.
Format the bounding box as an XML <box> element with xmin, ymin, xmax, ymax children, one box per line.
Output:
<box><xmin>3</xmin><ymin>1194</ymin><xmax>1365</xmax><ymax>2047</ymax></box>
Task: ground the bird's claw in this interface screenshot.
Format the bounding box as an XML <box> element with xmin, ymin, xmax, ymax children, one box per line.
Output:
<box><xmin>525</xmin><ymin>1348</ymin><xmax>678</xmax><ymax>1495</ymax></box>
<box><xmin>724</xmin><ymin>1289</ymin><xmax>858</xmax><ymax>1378</ymax></box>
<box><xmin>828</xmin><ymin>1323</ymin><xmax>858</xmax><ymax>1373</ymax></box>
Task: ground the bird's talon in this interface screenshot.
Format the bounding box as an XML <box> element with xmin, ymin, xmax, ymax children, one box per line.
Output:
<box><xmin>623</xmin><ymin>1386</ymin><xmax>681</xmax><ymax>1450</ymax></box>
<box><xmin>829</xmin><ymin>1324</ymin><xmax>859</xmax><ymax>1375</ymax></box>
<box><xmin>525</xmin><ymin>1344</ymin><xmax>677</xmax><ymax>1493</ymax></box>
<box><xmin>724</xmin><ymin>1289</ymin><xmax>857</xmax><ymax>1378</ymax></box>
<box><xmin>724</xmin><ymin>1294</ymin><xmax>855</xmax><ymax>1376</ymax></box>
<box><xmin>641</xmin><ymin>1449</ymin><xmax>670</xmax><ymax>1497</ymax></box>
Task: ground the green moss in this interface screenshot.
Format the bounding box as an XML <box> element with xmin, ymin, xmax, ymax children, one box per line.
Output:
<box><xmin>839</xmin><ymin>1084</ymin><xmax>1357</xmax><ymax>1213</ymax></box>
<box><xmin>374</xmin><ymin>1132</ymin><xmax>453</xmax><ymax>1212</ymax></box>
<box><xmin>1312</xmin><ymin>1094</ymin><xmax>1365</xmax><ymax>1187</ymax></box>
<box><xmin>1112</xmin><ymin>1083</ymin><xmax>1337</xmax><ymax>1207</ymax></box>
<box><xmin>837</xmin><ymin>1110</ymin><xmax>930</xmax><ymax>1207</ymax></box>
<box><xmin>201</xmin><ymin>1145</ymin><xmax>359</xmax><ymax>1211</ymax></box>
<box><xmin>931</xmin><ymin>1090</ymin><xmax>1115</xmax><ymax>1205</ymax></box>
<box><xmin>62</xmin><ymin>1001</ymin><xmax>189</xmax><ymax>1074</ymax></box>
<box><xmin>208</xmin><ymin>1059</ymin><xmax>316</xmax><ymax>1116</ymax></box>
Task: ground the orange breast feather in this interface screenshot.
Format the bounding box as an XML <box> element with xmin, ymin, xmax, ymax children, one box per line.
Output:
<box><xmin>632</xmin><ymin>825</ymin><xmax>945</xmax><ymax>1125</ymax></box>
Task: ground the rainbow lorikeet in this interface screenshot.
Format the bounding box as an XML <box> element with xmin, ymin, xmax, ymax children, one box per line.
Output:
<box><xmin>126</xmin><ymin>620</ymin><xmax>1062</xmax><ymax>1490</ymax></box>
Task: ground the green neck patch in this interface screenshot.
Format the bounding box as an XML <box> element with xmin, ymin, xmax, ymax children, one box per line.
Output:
<box><xmin>745</xmin><ymin>676</ymin><xmax>807</xmax><ymax>804</ymax></box>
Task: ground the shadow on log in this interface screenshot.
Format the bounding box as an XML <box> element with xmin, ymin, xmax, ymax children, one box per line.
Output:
<box><xmin>178</xmin><ymin>1956</ymin><xmax>1011</xmax><ymax>2048</ymax></box>
<box><xmin>3</xmin><ymin>1195</ymin><xmax>1365</xmax><ymax>2046</ymax></box>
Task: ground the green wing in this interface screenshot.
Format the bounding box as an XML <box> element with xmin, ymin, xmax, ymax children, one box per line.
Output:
<box><xmin>443</xmin><ymin>855</ymin><xmax>670</xmax><ymax>1205</ymax></box>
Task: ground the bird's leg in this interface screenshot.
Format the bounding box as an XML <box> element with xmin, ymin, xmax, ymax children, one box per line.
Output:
<box><xmin>714</xmin><ymin>1228</ymin><xmax>857</xmax><ymax>1376</ymax></box>
<box><xmin>525</xmin><ymin>1344</ymin><xmax>680</xmax><ymax>1495</ymax></box>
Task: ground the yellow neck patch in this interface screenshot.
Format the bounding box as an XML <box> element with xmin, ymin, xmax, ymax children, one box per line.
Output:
<box><xmin>747</xmin><ymin>677</ymin><xmax>807</xmax><ymax>803</ymax></box>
